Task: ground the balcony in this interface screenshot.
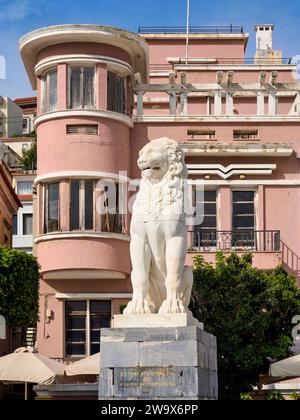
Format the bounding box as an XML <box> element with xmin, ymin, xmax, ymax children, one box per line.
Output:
<box><xmin>186</xmin><ymin>230</ymin><xmax>283</xmax><ymax>271</ymax></box>
<box><xmin>138</xmin><ymin>26</ymin><xmax>245</xmax><ymax>34</ymax></box>
<box><xmin>188</xmin><ymin>230</ymin><xmax>281</xmax><ymax>253</ymax></box>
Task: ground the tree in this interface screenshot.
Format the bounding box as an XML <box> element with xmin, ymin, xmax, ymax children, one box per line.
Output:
<box><xmin>191</xmin><ymin>252</ymin><xmax>300</xmax><ymax>400</ymax></box>
<box><xmin>0</xmin><ymin>247</ymin><xmax>39</xmax><ymax>327</ymax></box>
<box><xmin>22</xmin><ymin>140</ymin><xmax>37</xmax><ymax>171</ymax></box>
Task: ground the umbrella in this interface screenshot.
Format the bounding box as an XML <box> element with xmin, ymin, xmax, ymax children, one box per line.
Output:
<box><xmin>65</xmin><ymin>353</ymin><xmax>100</xmax><ymax>376</ymax></box>
<box><xmin>270</xmin><ymin>354</ymin><xmax>300</xmax><ymax>377</ymax></box>
<box><xmin>0</xmin><ymin>347</ymin><xmax>65</xmax><ymax>400</ymax></box>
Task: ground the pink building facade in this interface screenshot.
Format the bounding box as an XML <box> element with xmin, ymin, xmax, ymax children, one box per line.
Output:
<box><xmin>19</xmin><ymin>24</ymin><xmax>300</xmax><ymax>361</ymax></box>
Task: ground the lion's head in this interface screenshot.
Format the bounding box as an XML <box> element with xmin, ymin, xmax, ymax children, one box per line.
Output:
<box><xmin>138</xmin><ymin>137</ymin><xmax>188</xmax><ymax>182</ymax></box>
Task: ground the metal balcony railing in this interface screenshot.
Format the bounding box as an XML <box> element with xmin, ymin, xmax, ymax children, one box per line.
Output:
<box><xmin>189</xmin><ymin>230</ymin><xmax>281</xmax><ymax>252</ymax></box>
<box><xmin>139</xmin><ymin>25</ymin><xmax>244</xmax><ymax>34</ymax></box>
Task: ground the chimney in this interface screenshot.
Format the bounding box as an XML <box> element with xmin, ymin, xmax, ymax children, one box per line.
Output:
<box><xmin>254</xmin><ymin>24</ymin><xmax>282</xmax><ymax>64</ymax></box>
<box><xmin>255</xmin><ymin>24</ymin><xmax>274</xmax><ymax>51</ymax></box>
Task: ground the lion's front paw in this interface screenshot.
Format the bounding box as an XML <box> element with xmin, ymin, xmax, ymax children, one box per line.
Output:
<box><xmin>158</xmin><ymin>299</ymin><xmax>187</xmax><ymax>314</ymax></box>
<box><xmin>123</xmin><ymin>299</ymin><xmax>154</xmax><ymax>315</ymax></box>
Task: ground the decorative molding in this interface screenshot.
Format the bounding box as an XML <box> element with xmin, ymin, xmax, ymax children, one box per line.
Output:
<box><xmin>34</xmin><ymin>171</ymin><xmax>131</xmax><ymax>186</ymax></box>
<box><xmin>187</xmin><ymin>164</ymin><xmax>277</xmax><ymax>179</ymax></box>
<box><xmin>56</xmin><ymin>293</ymin><xmax>132</xmax><ymax>299</ymax></box>
<box><xmin>34</xmin><ymin>109</ymin><xmax>133</xmax><ymax>129</ymax></box>
<box><xmin>174</xmin><ymin>64</ymin><xmax>297</xmax><ymax>71</ymax></box>
<box><xmin>134</xmin><ymin>115</ymin><xmax>300</xmax><ymax>123</ymax></box>
<box><xmin>35</xmin><ymin>232</ymin><xmax>131</xmax><ymax>244</ymax></box>
<box><xmin>35</xmin><ymin>54</ymin><xmax>133</xmax><ymax>77</ymax></box>
<box><xmin>188</xmin><ymin>179</ymin><xmax>300</xmax><ymax>186</ymax></box>
<box><xmin>181</xmin><ymin>143</ymin><xmax>293</xmax><ymax>157</ymax></box>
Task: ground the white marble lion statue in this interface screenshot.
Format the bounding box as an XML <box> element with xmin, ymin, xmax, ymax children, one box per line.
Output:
<box><xmin>124</xmin><ymin>137</ymin><xmax>193</xmax><ymax>315</ymax></box>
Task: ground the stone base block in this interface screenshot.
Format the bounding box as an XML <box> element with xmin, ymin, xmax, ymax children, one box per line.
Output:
<box><xmin>98</xmin><ymin>326</ymin><xmax>218</xmax><ymax>400</ymax></box>
<box><xmin>112</xmin><ymin>312</ymin><xmax>204</xmax><ymax>329</ymax></box>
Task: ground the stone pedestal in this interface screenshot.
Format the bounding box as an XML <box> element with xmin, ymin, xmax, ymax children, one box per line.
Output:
<box><xmin>98</xmin><ymin>325</ymin><xmax>218</xmax><ymax>400</ymax></box>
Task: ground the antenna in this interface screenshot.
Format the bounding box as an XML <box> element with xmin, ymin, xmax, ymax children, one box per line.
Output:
<box><xmin>185</xmin><ymin>0</ymin><xmax>190</xmax><ymax>64</ymax></box>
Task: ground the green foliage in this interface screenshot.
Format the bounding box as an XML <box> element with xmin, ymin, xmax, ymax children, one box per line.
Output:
<box><xmin>22</xmin><ymin>140</ymin><xmax>37</xmax><ymax>171</ymax></box>
<box><xmin>291</xmin><ymin>393</ymin><xmax>300</xmax><ymax>400</ymax></box>
<box><xmin>0</xmin><ymin>246</ymin><xmax>39</xmax><ymax>327</ymax></box>
<box><xmin>265</xmin><ymin>391</ymin><xmax>284</xmax><ymax>401</ymax></box>
<box><xmin>191</xmin><ymin>252</ymin><xmax>300</xmax><ymax>400</ymax></box>
<box><xmin>240</xmin><ymin>393</ymin><xmax>253</xmax><ymax>400</ymax></box>
<box><xmin>11</xmin><ymin>132</ymin><xmax>35</xmax><ymax>138</ymax></box>
<box><xmin>119</xmin><ymin>304</ymin><xmax>127</xmax><ymax>314</ymax></box>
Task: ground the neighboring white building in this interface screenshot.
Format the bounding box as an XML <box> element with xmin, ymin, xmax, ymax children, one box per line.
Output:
<box><xmin>12</xmin><ymin>173</ymin><xmax>35</xmax><ymax>254</ymax></box>
<box><xmin>0</xmin><ymin>96</ymin><xmax>23</xmax><ymax>138</ymax></box>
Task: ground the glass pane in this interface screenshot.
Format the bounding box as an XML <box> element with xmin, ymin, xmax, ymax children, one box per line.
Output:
<box><xmin>13</xmin><ymin>215</ymin><xmax>18</xmax><ymax>236</ymax></box>
<box><xmin>83</xmin><ymin>68</ymin><xmax>95</xmax><ymax>109</ymax></box>
<box><xmin>233</xmin><ymin>203</ymin><xmax>254</xmax><ymax>215</ymax></box>
<box><xmin>66</xmin><ymin>330</ymin><xmax>86</xmax><ymax>343</ymax></box>
<box><xmin>92</xmin><ymin>316</ymin><xmax>111</xmax><ymax>329</ymax></box>
<box><xmin>70</xmin><ymin>181</ymin><xmax>80</xmax><ymax>230</ymax></box>
<box><xmin>23</xmin><ymin>214</ymin><xmax>33</xmax><ymax>235</ymax></box>
<box><xmin>84</xmin><ymin>181</ymin><xmax>94</xmax><ymax>230</ymax></box>
<box><xmin>45</xmin><ymin>183</ymin><xmax>59</xmax><ymax>233</ymax></box>
<box><xmin>17</xmin><ymin>181</ymin><xmax>33</xmax><ymax>195</ymax></box>
<box><xmin>233</xmin><ymin>191</ymin><xmax>255</xmax><ymax>202</ymax></box>
<box><xmin>66</xmin><ymin>344</ymin><xmax>86</xmax><ymax>356</ymax></box>
<box><xmin>49</xmin><ymin>70</ymin><xmax>57</xmax><ymax>111</ymax></box>
<box><xmin>65</xmin><ymin>316</ymin><xmax>86</xmax><ymax>329</ymax></box>
<box><xmin>90</xmin><ymin>301</ymin><xmax>111</xmax><ymax>313</ymax></box>
<box><xmin>90</xmin><ymin>330</ymin><xmax>100</xmax><ymax>342</ymax></box>
<box><xmin>70</xmin><ymin>67</ymin><xmax>81</xmax><ymax>109</ymax></box>
<box><xmin>107</xmin><ymin>72</ymin><xmax>116</xmax><ymax>112</ymax></box>
<box><xmin>65</xmin><ymin>301</ymin><xmax>86</xmax><ymax>313</ymax></box>
<box><xmin>233</xmin><ymin>216</ymin><xmax>255</xmax><ymax>229</ymax></box>
<box><xmin>91</xmin><ymin>344</ymin><xmax>100</xmax><ymax>355</ymax></box>
<box><xmin>201</xmin><ymin>216</ymin><xmax>217</xmax><ymax>229</ymax></box>
<box><xmin>204</xmin><ymin>191</ymin><xmax>217</xmax><ymax>202</ymax></box>
<box><xmin>204</xmin><ymin>203</ymin><xmax>216</xmax><ymax>215</ymax></box>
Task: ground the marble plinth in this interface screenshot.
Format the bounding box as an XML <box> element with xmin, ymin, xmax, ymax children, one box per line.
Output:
<box><xmin>98</xmin><ymin>326</ymin><xmax>218</xmax><ymax>400</ymax></box>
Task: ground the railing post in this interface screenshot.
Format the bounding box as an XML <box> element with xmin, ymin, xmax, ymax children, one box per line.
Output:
<box><xmin>169</xmin><ymin>92</ymin><xmax>177</xmax><ymax>115</ymax></box>
<box><xmin>214</xmin><ymin>91</ymin><xmax>222</xmax><ymax>115</ymax></box>
<box><xmin>137</xmin><ymin>91</ymin><xmax>144</xmax><ymax>117</ymax></box>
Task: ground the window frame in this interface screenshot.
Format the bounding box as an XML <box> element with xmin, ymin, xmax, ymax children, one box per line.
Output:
<box><xmin>68</xmin><ymin>65</ymin><xmax>96</xmax><ymax>110</ymax></box>
<box><xmin>193</xmin><ymin>188</ymin><xmax>219</xmax><ymax>250</ymax></box>
<box><xmin>42</xmin><ymin>68</ymin><xmax>58</xmax><ymax>113</ymax></box>
<box><xmin>70</xmin><ymin>180</ymin><xmax>96</xmax><ymax>232</ymax></box>
<box><xmin>64</xmin><ymin>300</ymin><xmax>111</xmax><ymax>358</ymax></box>
<box><xmin>44</xmin><ymin>182</ymin><xmax>60</xmax><ymax>234</ymax></box>
<box><xmin>22</xmin><ymin>213</ymin><xmax>33</xmax><ymax>236</ymax></box>
<box><xmin>231</xmin><ymin>189</ymin><xmax>257</xmax><ymax>249</ymax></box>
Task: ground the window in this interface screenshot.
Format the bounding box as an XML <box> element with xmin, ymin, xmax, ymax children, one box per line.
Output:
<box><xmin>13</xmin><ymin>215</ymin><xmax>18</xmax><ymax>236</ymax></box>
<box><xmin>70</xmin><ymin>180</ymin><xmax>94</xmax><ymax>231</ymax></box>
<box><xmin>23</xmin><ymin>214</ymin><xmax>33</xmax><ymax>236</ymax></box>
<box><xmin>65</xmin><ymin>300</ymin><xmax>111</xmax><ymax>357</ymax></box>
<box><xmin>66</xmin><ymin>125</ymin><xmax>98</xmax><ymax>135</ymax></box>
<box><xmin>44</xmin><ymin>183</ymin><xmax>60</xmax><ymax>233</ymax></box>
<box><xmin>23</xmin><ymin>118</ymin><xmax>29</xmax><ymax>132</ymax></box>
<box><xmin>107</xmin><ymin>71</ymin><xmax>126</xmax><ymax>114</ymax></box>
<box><xmin>232</xmin><ymin>191</ymin><xmax>256</xmax><ymax>247</ymax></box>
<box><xmin>234</xmin><ymin>130</ymin><xmax>259</xmax><ymax>140</ymax></box>
<box><xmin>17</xmin><ymin>181</ymin><xmax>33</xmax><ymax>195</ymax></box>
<box><xmin>188</xmin><ymin>130</ymin><xmax>216</xmax><ymax>141</ymax></box>
<box><xmin>42</xmin><ymin>69</ymin><xmax>57</xmax><ymax>112</ymax></box>
<box><xmin>69</xmin><ymin>67</ymin><xmax>95</xmax><ymax>109</ymax></box>
<box><xmin>194</xmin><ymin>190</ymin><xmax>217</xmax><ymax>248</ymax></box>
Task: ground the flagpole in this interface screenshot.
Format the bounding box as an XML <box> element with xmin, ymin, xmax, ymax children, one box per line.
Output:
<box><xmin>185</xmin><ymin>0</ymin><xmax>190</xmax><ymax>64</ymax></box>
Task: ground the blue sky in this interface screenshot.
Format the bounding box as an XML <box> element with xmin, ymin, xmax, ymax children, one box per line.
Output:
<box><xmin>0</xmin><ymin>0</ymin><xmax>300</xmax><ymax>99</ymax></box>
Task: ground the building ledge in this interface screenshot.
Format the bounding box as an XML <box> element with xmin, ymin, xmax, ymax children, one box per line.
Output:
<box><xmin>133</xmin><ymin>115</ymin><xmax>300</xmax><ymax>123</ymax></box>
<box><xmin>34</xmin><ymin>109</ymin><xmax>133</xmax><ymax>129</ymax></box>
<box><xmin>35</xmin><ymin>232</ymin><xmax>130</xmax><ymax>244</ymax></box>
<box><xmin>180</xmin><ymin>142</ymin><xmax>293</xmax><ymax>157</ymax></box>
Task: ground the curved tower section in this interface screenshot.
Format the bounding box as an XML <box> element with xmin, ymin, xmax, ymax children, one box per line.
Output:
<box><xmin>19</xmin><ymin>25</ymin><xmax>148</xmax><ymax>358</ymax></box>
